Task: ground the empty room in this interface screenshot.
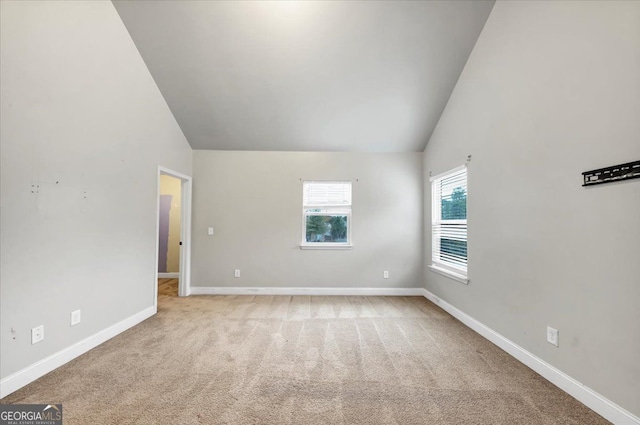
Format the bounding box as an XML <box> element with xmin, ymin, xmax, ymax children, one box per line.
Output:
<box><xmin>1</xmin><ymin>1</ymin><xmax>638</xmax><ymax>424</ymax></box>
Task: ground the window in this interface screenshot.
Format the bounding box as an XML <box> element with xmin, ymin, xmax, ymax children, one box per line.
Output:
<box><xmin>430</xmin><ymin>166</ymin><xmax>468</xmax><ymax>282</ymax></box>
<box><xmin>301</xmin><ymin>181</ymin><xmax>352</xmax><ymax>249</ymax></box>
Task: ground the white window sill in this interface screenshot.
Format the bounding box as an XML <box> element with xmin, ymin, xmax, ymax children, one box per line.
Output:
<box><xmin>429</xmin><ymin>264</ymin><xmax>469</xmax><ymax>284</ymax></box>
<box><xmin>300</xmin><ymin>244</ymin><xmax>353</xmax><ymax>250</ymax></box>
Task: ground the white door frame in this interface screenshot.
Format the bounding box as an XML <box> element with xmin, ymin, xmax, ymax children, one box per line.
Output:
<box><xmin>155</xmin><ymin>166</ymin><xmax>192</xmax><ymax>310</ymax></box>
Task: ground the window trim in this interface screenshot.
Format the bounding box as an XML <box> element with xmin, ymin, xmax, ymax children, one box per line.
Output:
<box><xmin>428</xmin><ymin>264</ymin><xmax>469</xmax><ymax>284</ymax></box>
<box><xmin>430</xmin><ymin>165</ymin><xmax>468</xmax><ymax>283</ymax></box>
<box><xmin>300</xmin><ymin>181</ymin><xmax>353</xmax><ymax>250</ymax></box>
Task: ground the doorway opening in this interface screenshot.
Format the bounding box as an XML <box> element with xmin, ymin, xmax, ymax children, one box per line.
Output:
<box><xmin>155</xmin><ymin>166</ymin><xmax>192</xmax><ymax>310</ymax></box>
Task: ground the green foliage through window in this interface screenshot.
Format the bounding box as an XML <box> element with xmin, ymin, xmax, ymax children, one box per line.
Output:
<box><xmin>305</xmin><ymin>215</ymin><xmax>348</xmax><ymax>243</ymax></box>
<box><xmin>441</xmin><ymin>187</ymin><xmax>466</xmax><ymax>220</ymax></box>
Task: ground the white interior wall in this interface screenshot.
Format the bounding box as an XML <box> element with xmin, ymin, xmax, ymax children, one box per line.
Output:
<box><xmin>423</xmin><ymin>0</ymin><xmax>640</xmax><ymax>416</ymax></box>
<box><xmin>0</xmin><ymin>1</ymin><xmax>192</xmax><ymax>383</ymax></box>
<box><xmin>191</xmin><ymin>151</ymin><xmax>423</xmax><ymax>290</ymax></box>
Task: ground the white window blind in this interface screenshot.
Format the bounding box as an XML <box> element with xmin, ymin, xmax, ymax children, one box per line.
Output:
<box><xmin>431</xmin><ymin>166</ymin><xmax>467</xmax><ymax>277</ymax></box>
<box><xmin>303</xmin><ymin>181</ymin><xmax>352</xmax><ymax>207</ymax></box>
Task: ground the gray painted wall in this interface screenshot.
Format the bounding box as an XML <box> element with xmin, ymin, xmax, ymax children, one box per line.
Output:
<box><xmin>192</xmin><ymin>151</ymin><xmax>423</xmax><ymax>289</ymax></box>
<box><xmin>423</xmin><ymin>0</ymin><xmax>640</xmax><ymax>416</ymax></box>
<box><xmin>0</xmin><ymin>1</ymin><xmax>192</xmax><ymax>379</ymax></box>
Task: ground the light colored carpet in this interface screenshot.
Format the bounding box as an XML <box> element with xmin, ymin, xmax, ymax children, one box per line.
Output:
<box><xmin>1</xmin><ymin>279</ymin><xmax>609</xmax><ymax>424</ymax></box>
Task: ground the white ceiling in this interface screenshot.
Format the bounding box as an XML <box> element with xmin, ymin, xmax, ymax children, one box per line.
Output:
<box><xmin>113</xmin><ymin>1</ymin><xmax>494</xmax><ymax>152</ymax></box>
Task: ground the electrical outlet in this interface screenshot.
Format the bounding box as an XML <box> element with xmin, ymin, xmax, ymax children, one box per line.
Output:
<box><xmin>234</xmin><ymin>269</ymin><xmax>240</xmax><ymax>278</ymax></box>
<box><xmin>31</xmin><ymin>325</ymin><xmax>44</xmax><ymax>345</ymax></box>
<box><xmin>383</xmin><ymin>271</ymin><xmax>389</xmax><ymax>279</ymax></box>
<box><xmin>71</xmin><ymin>310</ymin><xmax>81</xmax><ymax>326</ymax></box>
<box><xmin>547</xmin><ymin>326</ymin><xmax>559</xmax><ymax>347</ymax></box>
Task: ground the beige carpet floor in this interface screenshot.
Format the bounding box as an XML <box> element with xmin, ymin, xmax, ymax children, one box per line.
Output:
<box><xmin>1</xmin><ymin>279</ymin><xmax>609</xmax><ymax>424</ymax></box>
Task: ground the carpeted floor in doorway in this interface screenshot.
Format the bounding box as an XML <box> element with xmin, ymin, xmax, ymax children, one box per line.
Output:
<box><xmin>1</xmin><ymin>279</ymin><xmax>609</xmax><ymax>424</ymax></box>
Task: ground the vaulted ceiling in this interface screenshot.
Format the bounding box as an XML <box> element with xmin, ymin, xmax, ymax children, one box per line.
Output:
<box><xmin>113</xmin><ymin>1</ymin><xmax>494</xmax><ymax>152</ymax></box>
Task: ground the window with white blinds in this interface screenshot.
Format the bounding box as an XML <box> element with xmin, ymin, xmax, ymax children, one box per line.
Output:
<box><xmin>303</xmin><ymin>181</ymin><xmax>352</xmax><ymax>206</ymax></box>
<box><xmin>302</xmin><ymin>181</ymin><xmax>352</xmax><ymax>248</ymax></box>
<box><xmin>431</xmin><ymin>166</ymin><xmax>467</xmax><ymax>279</ymax></box>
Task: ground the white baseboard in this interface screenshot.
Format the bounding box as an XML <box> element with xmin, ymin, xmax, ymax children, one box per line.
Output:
<box><xmin>158</xmin><ymin>272</ymin><xmax>179</xmax><ymax>278</ymax></box>
<box><xmin>420</xmin><ymin>288</ymin><xmax>639</xmax><ymax>425</ymax></box>
<box><xmin>190</xmin><ymin>286</ymin><xmax>425</xmax><ymax>296</ymax></box>
<box><xmin>0</xmin><ymin>306</ymin><xmax>155</xmax><ymax>399</ymax></box>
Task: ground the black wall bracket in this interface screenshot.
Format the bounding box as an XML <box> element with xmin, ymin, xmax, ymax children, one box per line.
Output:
<box><xmin>582</xmin><ymin>160</ymin><xmax>640</xmax><ymax>187</ymax></box>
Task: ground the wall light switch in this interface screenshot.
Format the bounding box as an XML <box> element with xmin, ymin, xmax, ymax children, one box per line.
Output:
<box><xmin>207</xmin><ymin>227</ymin><xmax>214</xmax><ymax>236</ymax></box>
<box><xmin>383</xmin><ymin>271</ymin><xmax>389</xmax><ymax>279</ymax></box>
<box><xmin>234</xmin><ymin>269</ymin><xmax>240</xmax><ymax>278</ymax></box>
